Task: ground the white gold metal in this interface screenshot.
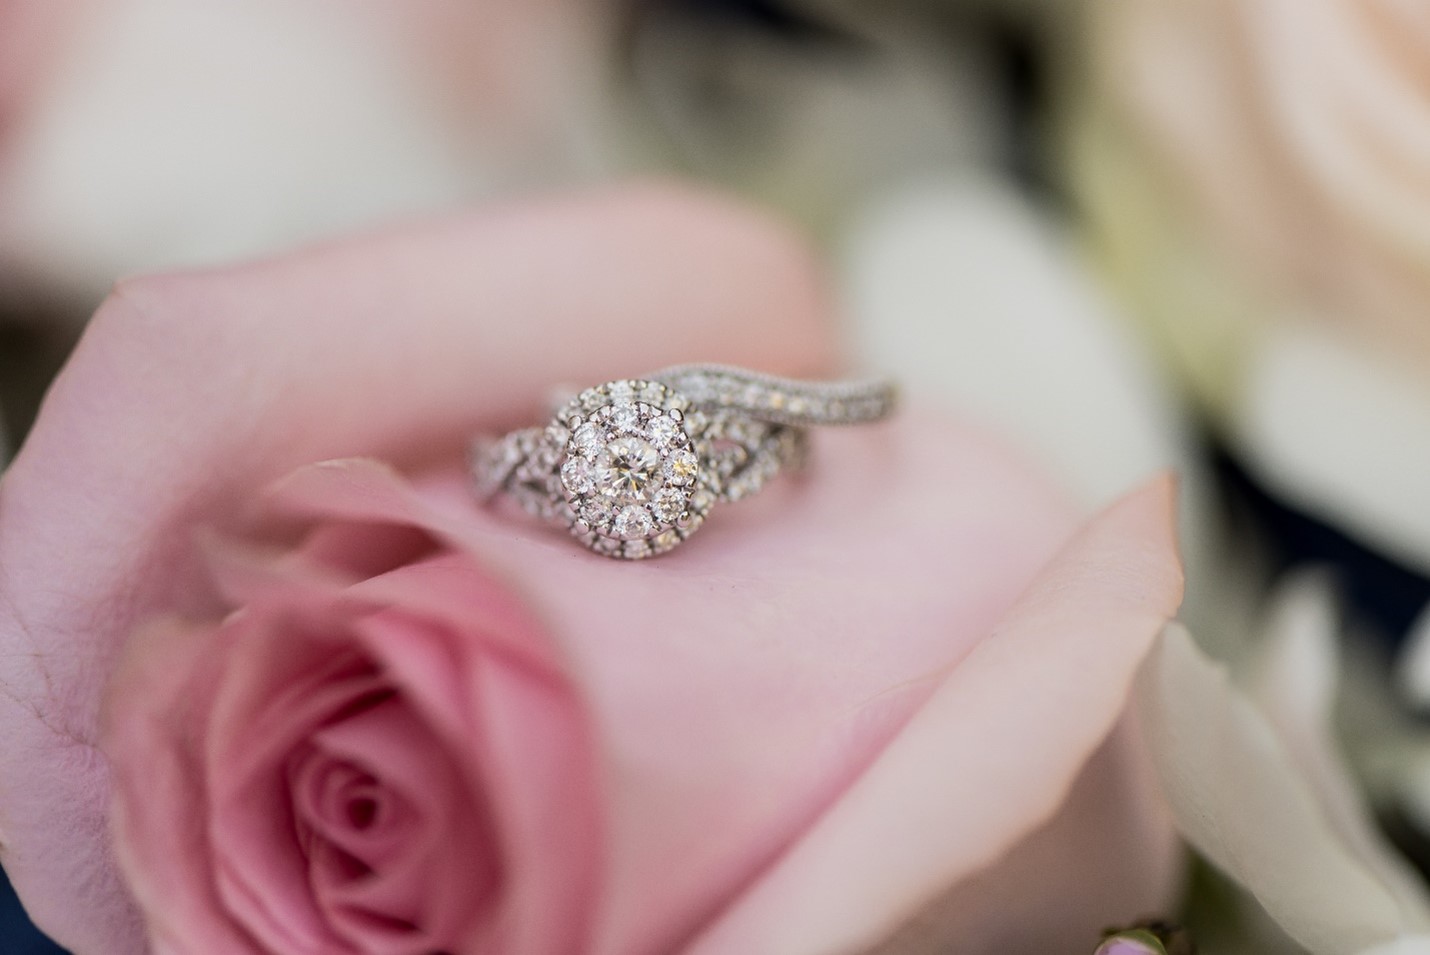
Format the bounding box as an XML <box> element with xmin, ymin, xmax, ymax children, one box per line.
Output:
<box><xmin>651</xmin><ymin>364</ymin><xmax>897</xmax><ymax>427</ymax></box>
<box><xmin>472</xmin><ymin>367</ymin><xmax>896</xmax><ymax>559</ymax></box>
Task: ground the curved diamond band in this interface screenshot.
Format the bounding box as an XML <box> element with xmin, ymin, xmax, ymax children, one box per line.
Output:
<box><xmin>471</xmin><ymin>365</ymin><xmax>897</xmax><ymax>560</ymax></box>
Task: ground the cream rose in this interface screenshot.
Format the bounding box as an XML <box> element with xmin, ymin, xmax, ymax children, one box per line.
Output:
<box><xmin>1087</xmin><ymin>0</ymin><xmax>1430</xmax><ymax>361</ymax></box>
<box><xmin>1074</xmin><ymin>0</ymin><xmax>1430</xmax><ymax>574</ymax></box>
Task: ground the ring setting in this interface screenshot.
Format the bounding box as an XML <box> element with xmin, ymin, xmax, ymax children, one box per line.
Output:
<box><xmin>472</xmin><ymin>365</ymin><xmax>896</xmax><ymax>559</ymax></box>
<box><xmin>557</xmin><ymin>378</ymin><xmax>714</xmax><ymax>555</ymax></box>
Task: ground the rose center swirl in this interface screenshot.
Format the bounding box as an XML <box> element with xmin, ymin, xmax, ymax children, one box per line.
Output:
<box><xmin>276</xmin><ymin>691</ymin><xmax>500</xmax><ymax>952</ymax></box>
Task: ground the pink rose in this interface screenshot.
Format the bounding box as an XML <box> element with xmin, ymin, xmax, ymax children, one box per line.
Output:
<box><xmin>0</xmin><ymin>183</ymin><xmax>1185</xmax><ymax>954</ymax></box>
<box><xmin>0</xmin><ymin>1</ymin><xmax>87</xmax><ymax>141</ymax></box>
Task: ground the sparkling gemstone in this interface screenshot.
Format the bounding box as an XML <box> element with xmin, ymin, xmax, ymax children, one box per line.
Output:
<box><xmin>709</xmin><ymin>444</ymin><xmax>748</xmax><ymax>480</ymax></box>
<box><xmin>721</xmin><ymin>417</ymin><xmax>758</xmax><ymax>445</ymax></box>
<box><xmin>572</xmin><ymin>423</ymin><xmax>604</xmax><ymax>457</ymax></box>
<box><xmin>580</xmin><ymin>497</ymin><xmax>613</xmax><ymax>527</ymax></box>
<box><xmin>516</xmin><ymin>488</ymin><xmax>547</xmax><ymax>517</ymax></box>
<box><xmin>561</xmin><ymin>457</ymin><xmax>594</xmax><ymax>495</ymax></box>
<box><xmin>648</xmin><ymin>415</ymin><xmax>680</xmax><ymax>448</ymax></box>
<box><xmin>639</xmin><ymin>382</ymin><xmax>665</xmax><ymax>405</ymax></box>
<box><xmin>608</xmin><ymin>380</ymin><xmax>635</xmax><ymax>400</ymax></box>
<box><xmin>597</xmin><ymin>437</ymin><xmax>663</xmax><ymax>503</ymax></box>
<box><xmin>610</xmin><ymin>403</ymin><xmax>641</xmax><ymax>432</ymax></box>
<box><xmin>682</xmin><ymin>374</ymin><xmax>712</xmax><ymax>401</ymax></box>
<box><xmin>652</xmin><ymin>487</ymin><xmax>686</xmax><ymax>524</ymax></box>
<box><xmin>613</xmin><ymin>505</ymin><xmax>654</xmax><ymax>540</ymax></box>
<box><xmin>663</xmin><ymin>448</ymin><xmax>699</xmax><ymax>486</ymax></box>
<box><xmin>477</xmin><ymin>439</ymin><xmax>518</xmax><ymax>479</ymax></box>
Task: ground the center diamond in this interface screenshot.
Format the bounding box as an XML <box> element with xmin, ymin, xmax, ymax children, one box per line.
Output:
<box><xmin>557</xmin><ymin>378</ymin><xmax>718</xmax><ymax>559</ymax></box>
<box><xmin>596</xmin><ymin>436</ymin><xmax>663</xmax><ymax>503</ymax></box>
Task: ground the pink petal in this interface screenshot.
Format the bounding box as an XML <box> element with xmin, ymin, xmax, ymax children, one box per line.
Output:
<box><xmin>246</xmin><ymin>408</ymin><xmax>1085</xmax><ymax>954</ymax></box>
<box><xmin>302</xmin><ymin>697</ymin><xmax>494</xmax><ymax>952</ymax></box>
<box><xmin>0</xmin><ymin>183</ymin><xmax>834</xmax><ymax>953</ymax></box>
<box><xmin>684</xmin><ymin>476</ymin><xmax>1184</xmax><ymax>955</ymax></box>
<box><xmin>110</xmin><ymin>547</ymin><xmax>601</xmax><ymax>955</ymax></box>
<box><xmin>351</xmin><ymin>575</ymin><xmax>602</xmax><ymax>955</ymax></box>
<box><xmin>858</xmin><ymin>718</ymin><xmax>1180</xmax><ymax>954</ymax></box>
<box><xmin>102</xmin><ymin>617</ymin><xmax>267</xmax><ymax>955</ymax></box>
<box><xmin>0</xmin><ymin>1</ymin><xmax>90</xmax><ymax>141</ymax></box>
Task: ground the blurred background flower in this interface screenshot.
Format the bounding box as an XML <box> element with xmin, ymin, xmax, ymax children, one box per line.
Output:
<box><xmin>1071</xmin><ymin>0</ymin><xmax>1430</xmax><ymax>639</ymax></box>
<box><xmin>1070</xmin><ymin>0</ymin><xmax>1430</xmax><ymax>915</ymax></box>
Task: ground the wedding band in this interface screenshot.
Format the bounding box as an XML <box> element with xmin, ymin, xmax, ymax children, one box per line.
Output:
<box><xmin>471</xmin><ymin>364</ymin><xmax>898</xmax><ymax>559</ymax></box>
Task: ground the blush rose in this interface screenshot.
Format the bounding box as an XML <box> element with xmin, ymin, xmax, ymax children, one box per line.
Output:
<box><xmin>0</xmin><ymin>183</ymin><xmax>1184</xmax><ymax>954</ymax></box>
<box><xmin>107</xmin><ymin>507</ymin><xmax>601</xmax><ymax>954</ymax></box>
<box><xmin>107</xmin><ymin>438</ymin><xmax>1182</xmax><ymax>955</ymax></box>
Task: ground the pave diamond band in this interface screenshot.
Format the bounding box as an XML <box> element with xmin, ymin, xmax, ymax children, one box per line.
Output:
<box><xmin>471</xmin><ymin>366</ymin><xmax>897</xmax><ymax>559</ymax></box>
<box><xmin>651</xmin><ymin>364</ymin><xmax>896</xmax><ymax>426</ymax></box>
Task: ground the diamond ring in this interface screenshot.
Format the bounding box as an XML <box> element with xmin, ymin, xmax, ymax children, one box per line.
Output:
<box><xmin>471</xmin><ymin>364</ymin><xmax>898</xmax><ymax>559</ymax></box>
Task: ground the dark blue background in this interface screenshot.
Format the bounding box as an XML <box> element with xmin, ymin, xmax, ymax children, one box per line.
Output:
<box><xmin>1</xmin><ymin>865</ymin><xmax>65</xmax><ymax>954</ymax></box>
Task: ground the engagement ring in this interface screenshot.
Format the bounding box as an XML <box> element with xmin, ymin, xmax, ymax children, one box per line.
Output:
<box><xmin>471</xmin><ymin>365</ymin><xmax>897</xmax><ymax>559</ymax></box>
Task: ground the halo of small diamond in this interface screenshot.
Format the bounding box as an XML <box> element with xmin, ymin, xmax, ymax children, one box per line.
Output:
<box><xmin>556</xmin><ymin>380</ymin><xmax>716</xmax><ymax>558</ymax></box>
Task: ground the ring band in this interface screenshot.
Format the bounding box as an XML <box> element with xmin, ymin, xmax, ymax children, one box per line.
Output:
<box><xmin>471</xmin><ymin>365</ymin><xmax>897</xmax><ymax>559</ymax></box>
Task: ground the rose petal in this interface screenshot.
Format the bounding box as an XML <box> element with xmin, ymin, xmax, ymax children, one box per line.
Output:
<box><xmin>103</xmin><ymin>617</ymin><xmax>268</xmax><ymax>955</ymax></box>
<box><xmin>205</xmin><ymin>623</ymin><xmax>388</xmax><ymax>953</ymax></box>
<box><xmin>682</xmin><ymin>475</ymin><xmax>1183</xmax><ymax>955</ymax></box>
<box><xmin>0</xmin><ymin>0</ymin><xmax>89</xmax><ymax>142</ymax></box>
<box><xmin>352</xmin><ymin>576</ymin><xmax>602</xmax><ymax>955</ymax></box>
<box><xmin>109</xmin><ymin>551</ymin><xmax>601</xmax><ymax>955</ymax></box>
<box><xmin>248</xmin><ymin>414</ymin><xmax>1135</xmax><ymax>954</ymax></box>
<box><xmin>1246</xmin><ymin>572</ymin><xmax>1430</xmax><ymax>922</ymax></box>
<box><xmin>0</xmin><ymin>183</ymin><xmax>835</xmax><ymax>952</ymax></box>
<box><xmin>302</xmin><ymin>697</ymin><xmax>490</xmax><ymax>953</ymax></box>
<box><xmin>861</xmin><ymin>716</ymin><xmax>1178</xmax><ymax>955</ymax></box>
<box><xmin>1137</xmin><ymin>623</ymin><xmax>1430</xmax><ymax>955</ymax></box>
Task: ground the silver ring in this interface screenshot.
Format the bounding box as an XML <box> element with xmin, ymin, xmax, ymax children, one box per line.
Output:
<box><xmin>471</xmin><ymin>365</ymin><xmax>898</xmax><ymax>559</ymax></box>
